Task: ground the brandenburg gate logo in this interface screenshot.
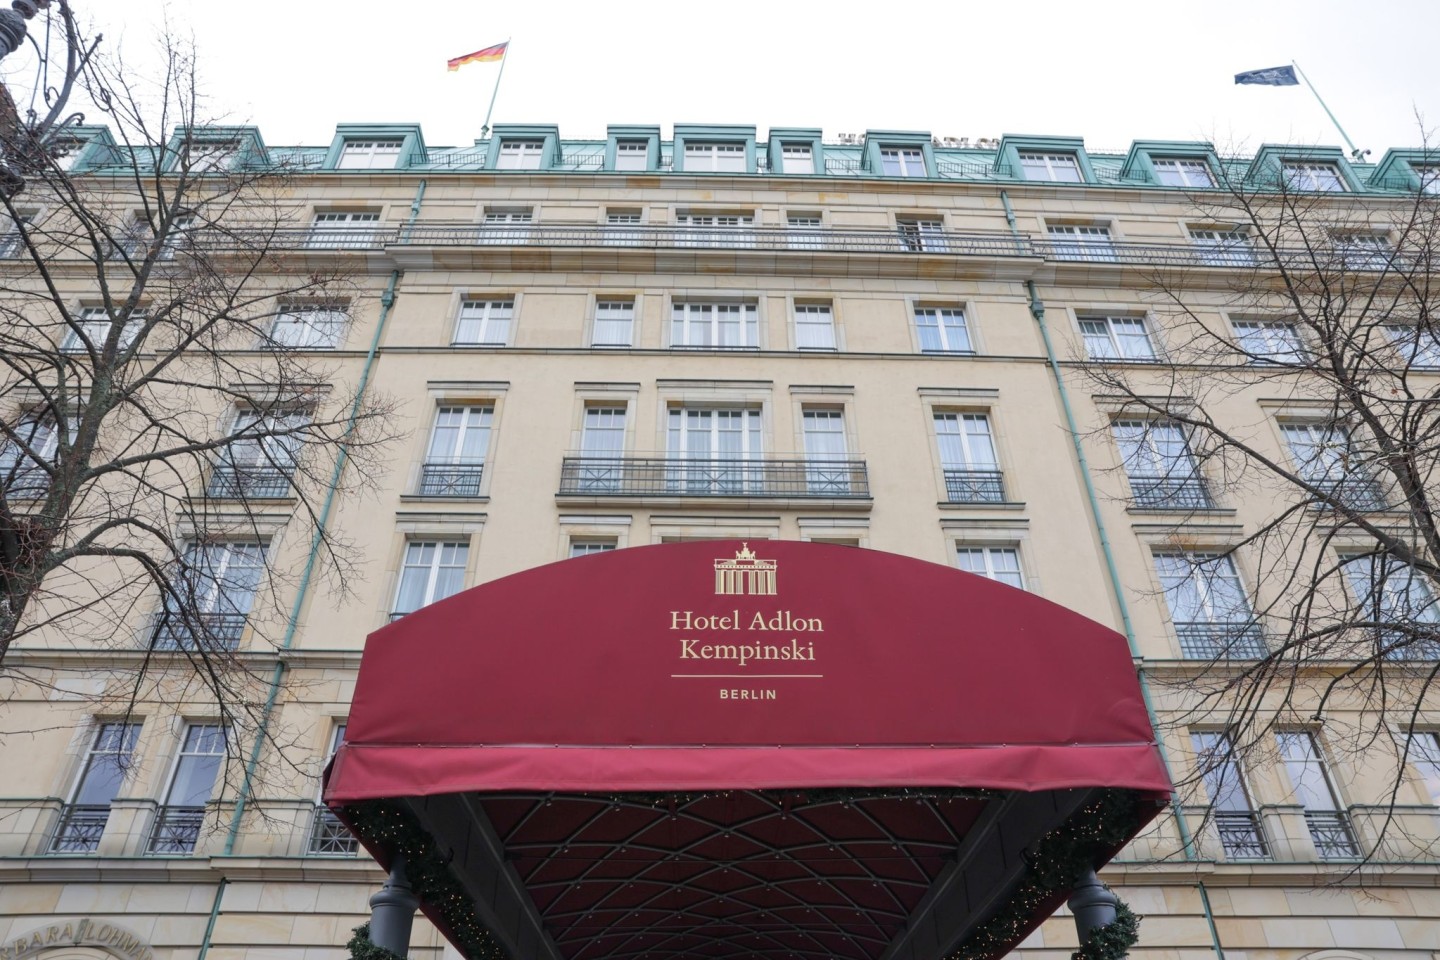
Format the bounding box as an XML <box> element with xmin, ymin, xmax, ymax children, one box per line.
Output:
<box><xmin>714</xmin><ymin>543</ymin><xmax>777</xmax><ymax>596</ymax></box>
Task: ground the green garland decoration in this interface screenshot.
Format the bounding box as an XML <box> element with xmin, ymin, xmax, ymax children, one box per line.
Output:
<box><xmin>347</xmin><ymin>924</ymin><xmax>406</xmax><ymax>960</ymax></box>
<box><xmin>1073</xmin><ymin>901</ymin><xmax>1140</xmax><ymax>960</ymax></box>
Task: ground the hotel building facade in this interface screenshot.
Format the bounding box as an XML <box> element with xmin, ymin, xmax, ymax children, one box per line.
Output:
<box><xmin>0</xmin><ymin>121</ymin><xmax>1438</xmax><ymax>960</ymax></box>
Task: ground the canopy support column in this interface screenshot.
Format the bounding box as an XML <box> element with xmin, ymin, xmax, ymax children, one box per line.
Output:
<box><xmin>369</xmin><ymin>854</ymin><xmax>419</xmax><ymax>957</ymax></box>
<box><xmin>1068</xmin><ymin>868</ymin><xmax>1119</xmax><ymax>943</ymax></box>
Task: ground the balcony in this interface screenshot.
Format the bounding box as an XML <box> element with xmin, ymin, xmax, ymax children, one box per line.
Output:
<box><xmin>1305</xmin><ymin>810</ymin><xmax>1360</xmax><ymax>859</ymax></box>
<box><xmin>557</xmin><ymin>456</ymin><xmax>871</xmax><ymax>501</ymax></box>
<box><xmin>1311</xmin><ymin>476</ymin><xmax>1389</xmax><ymax>512</ymax></box>
<box><xmin>1175</xmin><ymin>622</ymin><xmax>1267</xmax><ymax>659</ymax></box>
<box><xmin>150</xmin><ymin>612</ymin><xmax>247</xmax><ymax>651</ymax></box>
<box><xmin>206</xmin><ymin>464</ymin><xmax>293</xmax><ymax>499</ymax></box>
<box><xmin>146</xmin><ymin>805</ymin><xmax>205</xmax><ymax>854</ymax></box>
<box><xmin>943</xmin><ymin>468</ymin><xmax>1006</xmax><ymax>504</ymax></box>
<box><xmin>418</xmin><ymin>460</ymin><xmax>485</xmax><ymax>497</ymax></box>
<box><xmin>1214</xmin><ymin>810</ymin><xmax>1270</xmax><ymax>860</ymax></box>
<box><xmin>1130</xmin><ymin>476</ymin><xmax>1214</xmax><ymax>510</ymax></box>
<box><xmin>48</xmin><ymin>804</ymin><xmax>110</xmax><ymax>854</ymax></box>
<box><xmin>306</xmin><ymin>807</ymin><xmax>359</xmax><ymax>856</ymax></box>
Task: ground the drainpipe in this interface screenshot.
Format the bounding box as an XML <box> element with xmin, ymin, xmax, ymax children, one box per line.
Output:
<box><xmin>221</xmin><ymin>178</ymin><xmax>427</xmax><ymax>857</ymax></box>
<box><xmin>194</xmin><ymin>879</ymin><xmax>227</xmax><ymax>960</ymax></box>
<box><xmin>1000</xmin><ymin>190</ymin><xmax>1223</xmax><ymax>955</ymax></box>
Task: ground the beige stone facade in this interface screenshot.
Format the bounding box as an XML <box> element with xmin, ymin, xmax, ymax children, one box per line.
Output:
<box><xmin>1</xmin><ymin>125</ymin><xmax>1438</xmax><ymax>960</ymax></box>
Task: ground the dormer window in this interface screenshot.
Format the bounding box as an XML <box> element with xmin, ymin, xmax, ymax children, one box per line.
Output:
<box><xmin>1415</xmin><ymin>164</ymin><xmax>1440</xmax><ymax>195</ymax></box>
<box><xmin>880</xmin><ymin>147</ymin><xmax>925</xmax><ymax>177</ymax></box>
<box><xmin>185</xmin><ymin>141</ymin><xmax>239</xmax><ymax>173</ymax></box>
<box><xmin>51</xmin><ymin>139</ymin><xmax>85</xmax><ymax>171</ymax></box>
<box><xmin>338</xmin><ymin>139</ymin><xmax>403</xmax><ymax>170</ymax></box>
<box><xmin>1018</xmin><ymin>152</ymin><xmax>1081</xmax><ymax>182</ymax></box>
<box><xmin>615</xmin><ymin>140</ymin><xmax>648</xmax><ymax>171</ymax></box>
<box><xmin>781</xmin><ymin>143</ymin><xmax>814</xmax><ymax>175</ymax></box>
<box><xmin>1282</xmin><ymin>161</ymin><xmax>1345</xmax><ymax>192</ymax></box>
<box><xmin>497</xmin><ymin>139</ymin><xmax>544</xmax><ymax>170</ymax></box>
<box><xmin>684</xmin><ymin>142</ymin><xmax>745</xmax><ymax>173</ymax></box>
<box><xmin>1153</xmin><ymin>157</ymin><xmax>1215</xmax><ymax>188</ymax></box>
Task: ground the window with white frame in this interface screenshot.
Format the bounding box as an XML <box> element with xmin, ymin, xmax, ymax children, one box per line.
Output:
<box><xmin>183</xmin><ymin>140</ymin><xmax>239</xmax><ymax>173</ymax></box>
<box><xmin>266</xmin><ymin>304</ymin><xmax>348</xmax><ymax>350</ymax></box>
<box><xmin>879</xmin><ymin>147</ymin><xmax>926</xmax><ymax>177</ymax></box>
<box><xmin>603</xmin><ymin>210</ymin><xmax>643</xmax><ymax>246</ymax></box>
<box><xmin>1385</xmin><ymin>325</ymin><xmax>1440</xmax><ymax>368</ymax></box>
<box><xmin>575</xmin><ymin>405</ymin><xmax>627</xmax><ymax>493</ymax></box>
<box><xmin>62</xmin><ymin>306</ymin><xmax>145</xmax><ymax>353</ymax></box>
<box><xmin>1018</xmin><ymin>152</ymin><xmax>1082</xmax><ymax>182</ymax></box>
<box><xmin>1276</xmin><ymin>731</ymin><xmax>1358</xmax><ymax>859</ymax></box>
<box><xmin>671</xmin><ymin>301</ymin><xmax>758</xmax><ymax>349</ymax></box>
<box><xmin>1333</xmin><ymin>232</ymin><xmax>1391</xmax><ymax>270</ymax></box>
<box><xmin>420</xmin><ymin>406</ymin><xmax>492</xmax><ymax>496</ymax></box>
<box><xmin>0</xmin><ymin>411</ymin><xmax>70</xmax><ymax>497</ymax></box>
<box><xmin>453</xmin><ymin>298</ymin><xmax>514</xmax><ymax>345</ymax></box>
<box><xmin>786</xmin><ymin>215</ymin><xmax>823</xmax><ymax>251</ymax></box>
<box><xmin>1191</xmin><ymin>731</ymin><xmax>1269</xmax><ymax>859</ymax></box>
<box><xmin>667</xmin><ymin>406</ymin><xmax>763</xmax><ymax>494</ymax></box>
<box><xmin>479</xmin><ymin>209</ymin><xmax>533</xmax><ymax>245</ymax></box>
<box><xmin>914</xmin><ymin>306</ymin><xmax>972</xmax><ymax>354</ymax></box>
<box><xmin>675</xmin><ymin>213</ymin><xmax>754</xmax><ymax>248</ymax></box>
<box><xmin>1188</xmin><ymin>227</ymin><xmax>1255</xmax><ymax>266</ymax></box>
<box><xmin>955</xmin><ymin>546</ymin><xmax>1024</xmax><ymax>588</ymax></box>
<box><xmin>497</xmin><ymin>139</ymin><xmax>544</xmax><ymax>169</ymax></box>
<box><xmin>1232</xmin><ymin>320</ymin><xmax>1306</xmax><ymax>365</ymax></box>
<box><xmin>1416</xmin><ymin>164</ymin><xmax>1440</xmax><ymax>195</ymax></box>
<box><xmin>781</xmin><ymin>143</ymin><xmax>814</xmax><ymax>175</ymax></box>
<box><xmin>897</xmin><ymin>218</ymin><xmax>946</xmax><ymax>253</ymax></box>
<box><xmin>1341</xmin><ymin>553</ymin><xmax>1440</xmax><ymax>658</ymax></box>
<box><xmin>1078</xmin><ymin>315</ymin><xmax>1156</xmax><ymax>360</ymax></box>
<box><xmin>1282</xmin><ymin>161</ymin><xmax>1346</xmax><ymax>192</ymax></box>
<box><xmin>1405</xmin><ymin>732</ymin><xmax>1440</xmax><ymax>804</ymax></box>
<box><xmin>156</xmin><ymin>214</ymin><xmax>197</xmax><ymax>260</ymax></box>
<box><xmin>570</xmin><ymin>539</ymin><xmax>617</xmax><ymax>558</ymax></box>
<box><xmin>393</xmin><ymin>541</ymin><xmax>469</xmax><ymax>617</ymax></box>
<box><xmin>1152</xmin><ymin>157</ymin><xmax>1216</xmax><ymax>188</ymax></box>
<box><xmin>802</xmin><ymin>407</ymin><xmax>851</xmax><ymax>495</ymax></box>
<box><xmin>153</xmin><ymin>542</ymin><xmax>266</xmax><ymax>650</ymax></box>
<box><xmin>683</xmin><ymin>142</ymin><xmax>746</xmax><ymax>173</ymax></box>
<box><xmin>592</xmin><ymin>299</ymin><xmax>635</xmax><ymax>347</ymax></box>
<box><xmin>1154</xmin><ymin>552</ymin><xmax>1263</xmax><ymax>658</ymax></box>
<box><xmin>794</xmin><ymin>303</ymin><xmax>836</xmax><ymax>350</ymax></box>
<box><xmin>49</xmin><ymin>721</ymin><xmax>142</xmax><ymax>853</ymax></box>
<box><xmin>1047</xmin><ymin>224</ymin><xmax>1116</xmax><ymax>261</ymax></box>
<box><xmin>210</xmin><ymin>408</ymin><xmax>308</xmax><ymax>499</ymax></box>
<box><xmin>934</xmin><ymin>412</ymin><xmax>1002</xmax><ymax>503</ymax></box>
<box><xmin>1280</xmin><ymin>422</ymin><xmax>1386</xmax><ymax>510</ymax></box>
<box><xmin>147</xmin><ymin>723</ymin><xmax>226</xmax><ymax>854</ymax></box>
<box><xmin>614</xmin><ymin>140</ymin><xmax>649</xmax><ymax>171</ymax></box>
<box><xmin>307</xmin><ymin>723</ymin><xmax>357</xmax><ymax>855</ymax></box>
<box><xmin>1112</xmin><ymin>420</ymin><xmax>1212</xmax><ymax>509</ymax></box>
<box><xmin>307</xmin><ymin>211</ymin><xmax>381</xmax><ymax>249</ymax></box>
<box><xmin>337</xmin><ymin>139</ymin><xmax>403</xmax><ymax>170</ymax></box>
<box><xmin>51</xmin><ymin>138</ymin><xmax>84</xmax><ymax>170</ymax></box>
<box><xmin>0</xmin><ymin>209</ymin><xmax>35</xmax><ymax>258</ymax></box>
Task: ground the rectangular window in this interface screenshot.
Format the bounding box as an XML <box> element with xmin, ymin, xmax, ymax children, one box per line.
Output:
<box><xmin>209</xmin><ymin>408</ymin><xmax>308</xmax><ymax>499</ymax></box>
<box><xmin>453</xmin><ymin>298</ymin><xmax>514</xmax><ymax>345</ymax></box>
<box><xmin>307</xmin><ymin>211</ymin><xmax>381</xmax><ymax>249</ymax></box>
<box><xmin>1019</xmin><ymin>152</ymin><xmax>1082</xmax><ymax>182</ymax></box>
<box><xmin>337</xmin><ymin>140</ymin><xmax>403</xmax><ymax>170</ymax></box>
<box><xmin>897</xmin><ymin>218</ymin><xmax>947</xmax><ymax>253</ymax></box>
<box><xmin>1416</xmin><ymin>164</ymin><xmax>1440</xmax><ymax>196</ymax></box>
<box><xmin>1188</xmin><ymin>227</ymin><xmax>1255</xmax><ymax>266</ymax></box>
<box><xmin>786</xmin><ymin>215</ymin><xmax>823</xmax><ymax>251</ymax></box>
<box><xmin>479</xmin><ymin>209</ymin><xmax>533</xmax><ymax>245</ymax></box>
<box><xmin>684</xmin><ymin>142</ymin><xmax>746</xmax><ymax>173</ymax></box>
<box><xmin>781</xmin><ymin>143</ymin><xmax>814</xmax><ymax>175</ymax></box>
<box><xmin>675</xmin><ymin>213</ymin><xmax>755</xmax><ymax>249</ymax></box>
<box><xmin>1152</xmin><ymin>157</ymin><xmax>1215</xmax><ymax>188</ymax></box>
<box><xmin>671</xmin><ymin>301</ymin><xmax>758</xmax><ymax>349</ymax></box>
<box><xmin>420</xmin><ymin>406</ymin><xmax>492</xmax><ymax>496</ymax></box>
<box><xmin>603</xmin><ymin>211</ymin><xmax>643</xmax><ymax>246</ymax></box>
<box><xmin>1333</xmin><ymin>232</ymin><xmax>1391</xmax><ymax>270</ymax></box>
<box><xmin>0</xmin><ymin>209</ymin><xmax>35</xmax><ymax>258</ymax></box>
<box><xmin>880</xmin><ymin>147</ymin><xmax>926</xmax><ymax>177</ymax></box>
<box><xmin>802</xmin><ymin>407</ymin><xmax>850</xmax><ymax>495</ymax></box>
<box><xmin>306</xmin><ymin>723</ymin><xmax>357</xmax><ymax>855</ymax></box>
<box><xmin>1191</xmin><ymin>732</ymin><xmax>1269</xmax><ymax>859</ymax></box>
<box><xmin>955</xmin><ymin>547</ymin><xmax>1024</xmax><ymax>588</ymax></box>
<box><xmin>934</xmin><ymin>412</ymin><xmax>1002</xmax><ymax>503</ymax></box>
<box><xmin>1232</xmin><ymin>320</ymin><xmax>1305</xmax><ymax>365</ymax></box>
<box><xmin>497</xmin><ymin>139</ymin><xmax>544</xmax><ymax>169</ymax></box>
<box><xmin>148</xmin><ymin>723</ymin><xmax>225</xmax><ymax>854</ymax></box>
<box><xmin>1283</xmin><ymin>161</ymin><xmax>1346</xmax><ymax>192</ymax></box>
<box><xmin>570</xmin><ymin>539</ymin><xmax>617</xmax><ymax>558</ymax></box>
<box><xmin>50</xmin><ymin>722</ymin><xmax>142</xmax><ymax>853</ymax></box>
<box><xmin>152</xmin><ymin>542</ymin><xmax>266</xmax><ymax>650</ymax></box>
<box><xmin>1112</xmin><ymin>420</ymin><xmax>1211</xmax><ymax>509</ymax></box>
<box><xmin>62</xmin><ymin>306</ymin><xmax>145</xmax><ymax>353</ymax></box>
<box><xmin>1154</xmin><ymin>552</ymin><xmax>1263</xmax><ymax>658</ymax></box>
<box><xmin>1406</xmin><ymin>732</ymin><xmax>1440</xmax><ymax>804</ymax></box>
<box><xmin>1280</xmin><ymin>422</ymin><xmax>1387</xmax><ymax>510</ymax></box>
<box><xmin>1385</xmin><ymin>325</ymin><xmax>1440</xmax><ymax>368</ymax></box>
<box><xmin>914</xmin><ymin>306</ymin><xmax>972</xmax><ymax>354</ymax></box>
<box><xmin>794</xmin><ymin>303</ymin><xmax>836</xmax><ymax>350</ymax></box>
<box><xmin>1342</xmin><ymin>554</ymin><xmax>1440</xmax><ymax>659</ymax></box>
<box><xmin>592</xmin><ymin>300</ymin><xmax>635</xmax><ymax>347</ymax></box>
<box><xmin>667</xmin><ymin>407</ymin><xmax>763</xmax><ymax>494</ymax></box>
<box><xmin>1047</xmin><ymin>224</ymin><xmax>1116</xmax><ymax>262</ymax></box>
<box><xmin>614</xmin><ymin>140</ymin><xmax>648</xmax><ymax>171</ymax></box>
<box><xmin>1277</xmin><ymin>731</ymin><xmax>1359</xmax><ymax>859</ymax></box>
<box><xmin>0</xmin><ymin>412</ymin><xmax>68</xmax><ymax>498</ymax></box>
<box><xmin>575</xmin><ymin>405</ymin><xmax>627</xmax><ymax>493</ymax></box>
<box><xmin>184</xmin><ymin>141</ymin><xmax>239</xmax><ymax>174</ymax></box>
<box><xmin>393</xmin><ymin>542</ymin><xmax>469</xmax><ymax>617</ymax></box>
<box><xmin>1079</xmin><ymin>315</ymin><xmax>1156</xmax><ymax>360</ymax></box>
<box><xmin>266</xmin><ymin>304</ymin><xmax>347</xmax><ymax>350</ymax></box>
<box><xmin>51</xmin><ymin>138</ymin><xmax>84</xmax><ymax>171</ymax></box>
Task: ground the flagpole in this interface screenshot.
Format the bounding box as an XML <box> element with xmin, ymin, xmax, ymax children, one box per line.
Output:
<box><xmin>1291</xmin><ymin>60</ymin><xmax>1365</xmax><ymax>160</ymax></box>
<box><xmin>480</xmin><ymin>39</ymin><xmax>511</xmax><ymax>141</ymax></box>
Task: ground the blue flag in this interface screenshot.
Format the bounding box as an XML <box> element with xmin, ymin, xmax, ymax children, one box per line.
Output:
<box><xmin>1235</xmin><ymin>65</ymin><xmax>1299</xmax><ymax>86</ymax></box>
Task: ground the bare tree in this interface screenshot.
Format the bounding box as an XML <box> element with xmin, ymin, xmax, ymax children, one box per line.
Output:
<box><xmin>1078</xmin><ymin>144</ymin><xmax>1440</xmax><ymax>860</ymax></box>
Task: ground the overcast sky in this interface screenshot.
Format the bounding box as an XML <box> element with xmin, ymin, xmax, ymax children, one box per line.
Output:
<box><xmin>20</xmin><ymin>0</ymin><xmax>1440</xmax><ymax>157</ymax></box>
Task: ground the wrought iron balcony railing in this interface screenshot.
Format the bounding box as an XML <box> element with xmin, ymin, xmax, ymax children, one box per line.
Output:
<box><xmin>2</xmin><ymin>465</ymin><xmax>51</xmax><ymax>499</ymax></box>
<box><xmin>206</xmin><ymin>464</ymin><xmax>293</xmax><ymax>499</ymax></box>
<box><xmin>557</xmin><ymin>456</ymin><xmax>871</xmax><ymax>499</ymax></box>
<box><xmin>1213</xmin><ymin>811</ymin><xmax>1270</xmax><ymax>860</ymax></box>
<box><xmin>306</xmin><ymin>807</ymin><xmax>359</xmax><ymax>856</ymax></box>
<box><xmin>943</xmin><ymin>468</ymin><xmax>1006</xmax><ymax>503</ymax></box>
<box><xmin>1175</xmin><ymin>622</ymin><xmax>1267</xmax><ymax>659</ymax></box>
<box><xmin>49</xmin><ymin>804</ymin><xmax>111</xmax><ymax>854</ymax></box>
<box><xmin>1305</xmin><ymin>810</ymin><xmax>1360</xmax><ymax>860</ymax></box>
<box><xmin>150</xmin><ymin>612</ymin><xmax>248</xmax><ymax>651</ymax></box>
<box><xmin>417</xmin><ymin>460</ymin><xmax>485</xmax><ymax>497</ymax></box>
<box><xmin>1310</xmin><ymin>476</ymin><xmax>1389</xmax><ymax>512</ymax></box>
<box><xmin>1129</xmin><ymin>475</ymin><xmax>1214</xmax><ymax>510</ymax></box>
<box><xmin>147</xmin><ymin>805</ymin><xmax>206</xmax><ymax>854</ymax></box>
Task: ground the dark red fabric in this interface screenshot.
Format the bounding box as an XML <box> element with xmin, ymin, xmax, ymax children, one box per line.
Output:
<box><xmin>327</xmin><ymin>541</ymin><xmax>1170</xmax><ymax>803</ymax></box>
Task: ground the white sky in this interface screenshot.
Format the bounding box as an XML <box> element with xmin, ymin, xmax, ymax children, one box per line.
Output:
<box><xmin>16</xmin><ymin>0</ymin><xmax>1440</xmax><ymax>158</ymax></box>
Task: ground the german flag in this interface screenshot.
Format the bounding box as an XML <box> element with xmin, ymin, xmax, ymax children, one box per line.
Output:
<box><xmin>448</xmin><ymin>42</ymin><xmax>508</xmax><ymax>71</ymax></box>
